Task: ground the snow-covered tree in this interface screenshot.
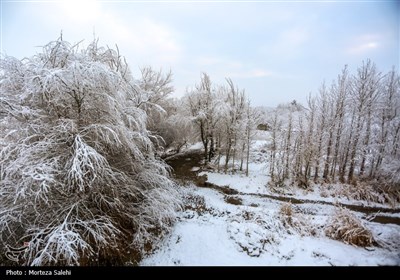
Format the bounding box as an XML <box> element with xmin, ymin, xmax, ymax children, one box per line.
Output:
<box><xmin>373</xmin><ymin>68</ymin><xmax>400</xmax><ymax>186</ymax></box>
<box><xmin>137</xmin><ymin>66</ymin><xmax>174</xmax><ymax>128</ymax></box>
<box><xmin>183</xmin><ymin>74</ymin><xmax>255</xmax><ymax>174</ymax></box>
<box><xmin>242</xmin><ymin>100</ymin><xmax>261</xmax><ymax>176</ymax></box>
<box><xmin>221</xmin><ymin>78</ymin><xmax>246</xmax><ymax>173</ymax></box>
<box><xmin>347</xmin><ymin>60</ymin><xmax>382</xmax><ymax>183</ymax></box>
<box><xmin>269</xmin><ymin>61</ymin><xmax>400</xmax><ymax>191</ymax></box>
<box><xmin>185</xmin><ymin>73</ymin><xmax>222</xmax><ymax>163</ymax></box>
<box><xmin>0</xmin><ymin>37</ymin><xmax>180</xmax><ymax>266</ymax></box>
<box><xmin>154</xmin><ymin>98</ymin><xmax>196</xmax><ymax>154</ymax></box>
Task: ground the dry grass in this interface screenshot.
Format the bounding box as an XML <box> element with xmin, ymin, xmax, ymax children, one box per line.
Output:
<box><xmin>345</xmin><ymin>183</ymin><xmax>385</xmax><ymax>203</ymax></box>
<box><xmin>321</xmin><ymin>183</ymin><xmax>399</xmax><ymax>206</ymax></box>
<box><xmin>325</xmin><ymin>207</ymin><xmax>374</xmax><ymax>247</ymax></box>
<box><xmin>278</xmin><ymin>202</ymin><xmax>315</xmax><ymax>236</ymax></box>
<box><xmin>279</xmin><ymin>202</ymin><xmax>294</xmax><ymax>225</ymax></box>
<box><xmin>224</xmin><ymin>195</ymin><xmax>243</xmax><ymax>205</ymax></box>
<box><xmin>376</xmin><ymin>185</ymin><xmax>400</xmax><ymax>208</ymax></box>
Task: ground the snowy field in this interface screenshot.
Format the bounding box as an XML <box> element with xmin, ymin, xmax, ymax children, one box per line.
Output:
<box><xmin>141</xmin><ymin>132</ymin><xmax>400</xmax><ymax>266</ymax></box>
<box><xmin>141</xmin><ymin>186</ymin><xmax>400</xmax><ymax>266</ymax></box>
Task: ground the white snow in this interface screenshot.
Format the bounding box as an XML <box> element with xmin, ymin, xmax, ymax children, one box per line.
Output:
<box><xmin>141</xmin><ymin>186</ymin><xmax>400</xmax><ymax>266</ymax></box>
<box><xmin>187</xmin><ymin>142</ymin><xmax>204</xmax><ymax>150</ymax></box>
<box><xmin>141</xmin><ymin>131</ymin><xmax>400</xmax><ymax>266</ymax></box>
<box><xmin>200</xmin><ymin>168</ymin><xmax>269</xmax><ymax>194</ymax></box>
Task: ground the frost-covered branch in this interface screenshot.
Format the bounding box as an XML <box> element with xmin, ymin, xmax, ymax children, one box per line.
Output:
<box><xmin>0</xmin><ymin>37</ymin><xmax>180</xmax><ymax>266</ymax></box>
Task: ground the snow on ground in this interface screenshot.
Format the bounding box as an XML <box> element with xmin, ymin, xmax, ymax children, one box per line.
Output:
<box><xmin>202</xmin><ymin>163</ymin><xmax>399</xmax><ymax>209</ymax></box>
<box><xmin>201</xmin><ymin>162</ymin><xmax>399</xmax><ymax>209</ymax></box>
<box><xmin>187</xmin><ymin>142</ymin><xmax>204</xmax><ymax>150</ymax></box>
<box><xmin>201</xmin><ymin>166</ymin><xmax>269</xmax><ymax>194</ymax></box>
<box><xmin>141</xmin><ymin>186</ymin><xmax>400</xmax><ymax>266</ymax></box>
<box><xmin>141</xmin><ymin>131</ymin><xmax>400</xmax><ymax>266</ymax></box>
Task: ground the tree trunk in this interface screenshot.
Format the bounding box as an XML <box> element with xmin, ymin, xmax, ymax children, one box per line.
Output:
<box><xmin>240</xmin><ymin>142</ymin><xmax>245</xmax><ymax>171</ymax></box>
<box><xmin>348</xmin><ymin>114</ymin><xmax>363</xmax><ymax>183</ymax></box>
<box><xmin>323</xmin><ymin>130</ymin><xmax>333</xmax><ymax>181</ymax></box>
<box><xmin>360</xmin><ymin>109</ymin><xmax>371</xmax><ymax>176</ymax></box>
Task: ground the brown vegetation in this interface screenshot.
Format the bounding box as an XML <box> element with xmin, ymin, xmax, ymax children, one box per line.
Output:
<box><xmin>325</xmin><ymin>207</ymin><xmax>374</xmax><ymax>247</ymax></box>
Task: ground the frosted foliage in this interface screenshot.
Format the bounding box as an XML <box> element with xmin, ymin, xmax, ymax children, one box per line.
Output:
<box><xmin>266</xmin><ymin>62</ymin><xmax>400</xmax><ymax>190</ymax></box>
<box><xmin>183</xmin><ymin>73</ymin><xmax>257</xmax><ymax>175</ymax></box>
<box><xmin>227</xmin><ymin>207</ymin><xmax>314</xmax><ymax>257</ymax></box>
<box><xmin>227</xmin><ymin>210</ymin><xmax>284</xmax><ymax>257</ymax></box>
<box><xmin>0</xmin><ymin>37</ymin><xmax>180</xmax><ymax>265</ymax></box>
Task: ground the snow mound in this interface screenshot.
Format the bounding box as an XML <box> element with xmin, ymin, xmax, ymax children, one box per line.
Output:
<box><xmin>227</xmin><ymin>209</ymin><xmax>283</xmax><ymax>257</ymax></box>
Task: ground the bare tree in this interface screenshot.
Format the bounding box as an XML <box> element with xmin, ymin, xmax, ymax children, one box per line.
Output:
<box><xmin>223</xmin><ymin>78</ymin><xmax>246</xmax><ymax>173</ymax></box>
<box><xmin>267</xmin><ymin>61</ymin><xmax>399</xmax><ymax>190</ymax></box>
<box><xmin>347</xmin><ymin>60</ymin><xmax>381</xmax><ymax>183</ymax></box>
<box><xmin>330</xmin><ymin>66</ymin><xmax>350</xmax><ymax>181</ymax></box>
<box><xmin>313</xmin><ymin>83</ymin><xmax>329</xmax><ymax>181</ymax></box>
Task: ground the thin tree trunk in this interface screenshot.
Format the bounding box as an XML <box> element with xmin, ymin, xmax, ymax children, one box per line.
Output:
<box><xmin>348</xmin><ymin>114</ymin><xmax>363</xmax><ymax>183</ymax></box>
<box><xmin>360</xmin><ymin>109</ymin><xmax>371</xmax><ymax>176</ymax></box>
<box><xmin>246</xmin><ymin>129</ymin><xmax>250</xmax><ymax>177</ymax></box>
<box><xmin>323</xmin><ymin>130</ymin><xmax>333</xmax><ymax>181</ymax></box>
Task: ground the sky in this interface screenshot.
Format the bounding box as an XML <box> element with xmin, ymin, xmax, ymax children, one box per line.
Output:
<box><xmin>1</xmin><ymin>0</ymin><xmax>399</xmax><ymax>107</ymax></box>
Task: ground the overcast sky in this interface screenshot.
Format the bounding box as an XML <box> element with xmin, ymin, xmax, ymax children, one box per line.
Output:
<box><xmin>1</xmin><ymin>0</ymin><xmax>399</xmax><ymax>107</ymax></box>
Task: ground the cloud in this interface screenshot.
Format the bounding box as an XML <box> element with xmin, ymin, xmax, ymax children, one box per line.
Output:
<box><xmin>346</xmin><ymin>34</ymin><xmax>380</xmax><ymax>55</ymax></box>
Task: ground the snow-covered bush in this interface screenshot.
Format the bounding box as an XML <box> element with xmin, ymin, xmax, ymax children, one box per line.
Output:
<box><xmin>278</xmin><ymin>202</ymin><xmax>314</xmax><ymax>236</ymax></box>
<box><xmin>0</xmin><ymin>37</ymin><xmax>180</xmax><ymax>265</ymax></box>
<box><xmin>325</xmin><ymin>207</ymin><xmax>373</xmax><ymax>247</ymax></box>
<box><xmin>227</xmin><ymin>210</ymin><xmax>283</xmax><ymax>257</ymax></box>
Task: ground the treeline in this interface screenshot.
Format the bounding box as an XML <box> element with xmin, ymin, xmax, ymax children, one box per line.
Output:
<box><xmin>269</xmin><ymin>60</ymin><xmax>400</xmax><ymax>189</ymax></box>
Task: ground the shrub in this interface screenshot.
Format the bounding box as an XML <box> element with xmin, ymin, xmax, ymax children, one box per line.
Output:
<box><xmin>325</xmin><ymin>207</ymin><xmax>374</xmax><ymax>247</ymax></box>
<box><xmin>278</xmin><ymin>202</ymin><xmax>313</xmax><ymax>236</ymax></box>
<box><xmin>0</xmin><ymin>37</ymin><xmax>180</xmax><ymax>265</ymax></box>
